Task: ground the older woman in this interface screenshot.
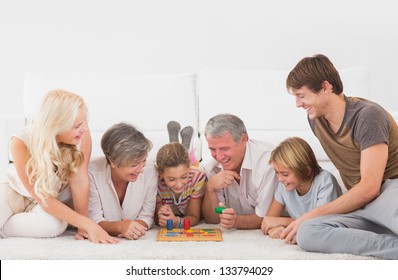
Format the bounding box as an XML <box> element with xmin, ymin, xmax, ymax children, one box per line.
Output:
<box><xmin>88</xmin><ymin>122</ymin><xmax>158</xmax><ymax>240</ymax></box>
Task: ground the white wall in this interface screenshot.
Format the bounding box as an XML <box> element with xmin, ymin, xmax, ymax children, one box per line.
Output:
<box><xmin>1</xmin><ymin>0</ymin><xmax>397</xmax><ymax>114</ymax></box>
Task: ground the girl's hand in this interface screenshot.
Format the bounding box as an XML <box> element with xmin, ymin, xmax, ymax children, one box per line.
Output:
<box><xmin>158</xmin><ymin>205</ymin><xmax>175</xmax><ymax>227</ymax></box>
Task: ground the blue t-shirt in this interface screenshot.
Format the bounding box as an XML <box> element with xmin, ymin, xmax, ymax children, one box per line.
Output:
<box><xmin>274</xmin><ymin>169</ymin><xmax>342</xmax><ymax>219</ymax></box>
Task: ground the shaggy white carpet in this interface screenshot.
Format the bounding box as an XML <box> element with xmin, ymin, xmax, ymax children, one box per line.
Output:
<box><xmin>0</xmin><ymin>223</ymin><xmax>378</xmax><ymax>260</ymax></box>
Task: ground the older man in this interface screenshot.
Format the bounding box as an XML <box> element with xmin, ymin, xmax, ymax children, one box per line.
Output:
<box><xmin>201</xmin><ymin>114</ymin><xmax>278</xmax><ymax>229</ymax></box>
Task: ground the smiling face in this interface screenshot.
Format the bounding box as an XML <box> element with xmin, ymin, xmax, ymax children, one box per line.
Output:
<box><xmin>207</xmin><ymin>132</ymin><xmax>247</xmax><ymax>173</ymax></box>
<box><xmin>272</xmin><ymin>162</ymin><xmax>301</xmax><ymax>192</ymax></box>
<box><xmin>289</xmin><ymin>86</ymin><xmax>327</xmax><ymax>120</ymax></box>
<box><xmin>56</xmin><ymin>108</ymin><xmax>87</xmax><ymax>145</ymax></box>
<box><xmin>161</xmin><ymin>164</ymin><xmax>190</xmax><ymax>194</ymax></box>
<box><xmin>272</xmin><ymin>162</ymin><xmax>311</xmax><ymax>195</ymax></box>
<box><xmin>111</xmin><ymin>154</ymin><xmax>148</xmax><ymax>183</ymax></box>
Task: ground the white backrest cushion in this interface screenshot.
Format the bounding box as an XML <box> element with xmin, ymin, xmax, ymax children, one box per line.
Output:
<box><xmin>197</xmin><ymin>67</ymin><xmax>370</xmax><ymax>170</ymax></box>
<box><xmin>0</xmin><ymin>115</ymin><xmax>25</xmax><ymax>182</ymax></box>
<box><xmin>23</xmin><ymin>72</ymin><xmax>197</xmax><ymax>160</ymax></box>
<box><xmin>340</xmin><ymin>66</ymin><xmax>371</xmax><ymax>99</ymax></box>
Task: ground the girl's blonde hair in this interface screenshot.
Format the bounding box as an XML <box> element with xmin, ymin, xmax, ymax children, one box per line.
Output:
<box><xmin>156</xmin><ymin>142</ymin><xmax>190</xmax><ymax>175</ymax></box>
<box><xmin>26</xmin><ymin>89</ymin><xmax>86</xmax><ymax>204</ymax></box>
<box><xmin>269</xmin><ymin>137</ymin><xmax>320</xmax><ymax>183</ymax></box>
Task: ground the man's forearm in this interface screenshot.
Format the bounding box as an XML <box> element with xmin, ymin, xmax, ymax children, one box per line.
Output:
<box><xmin>202</xmin><ymin>190</ymin><xmax>221</xmax><ymax>224</ymax></box>
<box><xmin>234</xmin><ymin>214</ymin><xmax>262</xmax><ymax>229</ymax></box>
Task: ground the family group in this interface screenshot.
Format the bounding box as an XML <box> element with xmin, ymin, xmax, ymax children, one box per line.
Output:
<box><xmin>1</xmin><ymin>54</ymin><xmax>397</xmax><ymax>259</ymax></box>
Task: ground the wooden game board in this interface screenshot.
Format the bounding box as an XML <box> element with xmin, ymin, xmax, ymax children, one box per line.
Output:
<box><xmin>157</xmin><ymin>228</ymin><xmax>223</xmax><ymax>242</ymax></box>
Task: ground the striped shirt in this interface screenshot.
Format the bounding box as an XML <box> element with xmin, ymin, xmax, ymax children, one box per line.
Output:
<box><xmin>157</xmin><ymin>167</ymin><xmax>206</xmax><ymax>216</ymax></box>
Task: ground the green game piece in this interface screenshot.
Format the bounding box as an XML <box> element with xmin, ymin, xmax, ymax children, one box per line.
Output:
<box><xmin>215</xmin><ymin>206</ymin><xmax>226</xmax><ymax>214</ymax></box>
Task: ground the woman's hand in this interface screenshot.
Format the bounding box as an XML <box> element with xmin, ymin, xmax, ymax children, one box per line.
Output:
<box><xmin>75</xmin><ymin>228</ymin><xmax>89</xmax><ymax>240</ymax></box>
<box><xmin>120</xmin><ymin>219</ymin><xmax>147</xmax><ymax>240</ymax></box>
<box><xmin>86</xmin><ymin>222</ymin><xmax>119</xmax><ymax>244</ymax></box>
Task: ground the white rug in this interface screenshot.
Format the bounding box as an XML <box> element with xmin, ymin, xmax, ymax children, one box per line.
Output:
<box><xmin>0</xmin><ymin>223</ymin><xmax>378</xmax><ymax>260</ymax></box>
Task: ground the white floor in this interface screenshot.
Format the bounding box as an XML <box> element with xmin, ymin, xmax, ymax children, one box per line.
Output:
<box><xmin>0</xmin><ymin>223</ymin><xmax>379</xmax><ymax>260</ymax></box>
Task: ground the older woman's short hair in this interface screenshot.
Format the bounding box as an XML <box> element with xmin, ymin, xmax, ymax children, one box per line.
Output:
<box><xmin>101</xmin><ymin>122</ymin><xmax>152</xmax><ymax>167</ymax></box>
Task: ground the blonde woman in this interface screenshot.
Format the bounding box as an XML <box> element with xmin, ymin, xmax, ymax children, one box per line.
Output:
<box><xmin>0</xmin><ymin>90</ymin><xmax>117</xmax><ymax>244</ymax></box>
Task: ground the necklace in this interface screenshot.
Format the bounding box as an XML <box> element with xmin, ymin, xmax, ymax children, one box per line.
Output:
<box><xmin>169</xmin><ymin>189</ymin><xmax>182</xmax><ymax>205</ymax></box>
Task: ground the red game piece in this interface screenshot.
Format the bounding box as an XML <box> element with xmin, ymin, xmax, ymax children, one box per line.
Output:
<box><xmin>183</xmin><ymin>218</ymin><xmax>190</xmax><ymax>230</ymax></box>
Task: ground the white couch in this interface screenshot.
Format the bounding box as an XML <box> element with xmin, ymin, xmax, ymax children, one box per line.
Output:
<box><xmin>1</xmin><ymin>66</ymin><xmax>393</xmax><ymax>188</ymax></box>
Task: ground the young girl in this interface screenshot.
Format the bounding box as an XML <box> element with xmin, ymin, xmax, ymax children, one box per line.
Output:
<box><xmin>0</xmin><ymin>89</ymin><xmax>117</xmax><ymax>244</ymax></box>
<box><xmin>261</xmin><ymin>137</ymin><xmax>342</xmax><ymax>242</ymax></box>
<box><xmin>155</xmin><ymin>142</ymin><xmax>207</xmax><ymax>228</ymax></box>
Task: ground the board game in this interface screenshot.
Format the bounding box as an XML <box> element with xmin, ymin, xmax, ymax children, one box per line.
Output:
<box><xmin>157</xmin><ymin>228</ymin><xmax>223</xmax><ymax>242</ymax></box>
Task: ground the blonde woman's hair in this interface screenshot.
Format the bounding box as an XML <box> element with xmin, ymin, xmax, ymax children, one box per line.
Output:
<box><xmin>156</xmin><ymin>142</ymin><xmax>190</xmax><ymax>175</ymax></box>
<box><xmin>26</xmin><ymin>89</ymin><xmax>86</xmax><ymax>204</ymax></box>
<box><xmin>269</xmin><ymin>137</ymin><xmax>320</xmax><ymax>183</ymax></box>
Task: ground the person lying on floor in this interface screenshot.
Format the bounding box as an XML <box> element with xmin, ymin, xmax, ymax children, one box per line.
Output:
<box><xmin>201</xmin><ymin>114</ymin><xmax>279</xmax><ymax>229</ymax></box>
<box><xmin>261</xmin><ymin>137</ymin><xmax>342</xmax><ymax>243</ymax></box>
<box><xmin>88</xmin><ymin>122</ymin><xmax>157</xmax><ymax>240</ymax></box>
<box><xmin>155</xmin><ymin>142</ymin><xmax>207</xmax><ymax>228</ymax></box>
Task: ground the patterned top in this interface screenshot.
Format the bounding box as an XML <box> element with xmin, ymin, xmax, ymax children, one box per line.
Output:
<box><xmin>157</xmin><ymin>167</ymin><xmax>207</xmax><ymax>216</ymax></box>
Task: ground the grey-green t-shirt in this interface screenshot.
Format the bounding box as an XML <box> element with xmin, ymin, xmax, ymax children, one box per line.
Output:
<box><xmin>309</xmin><ymin>96</ymin><xmax>398</xmax><ymax>189</ymax></box>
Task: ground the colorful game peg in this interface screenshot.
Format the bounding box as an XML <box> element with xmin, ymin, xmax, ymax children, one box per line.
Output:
<box><xmin>166</xmin><ymin>219</ymin><xmax>173</xmax><ymax>230</ymax></box>
<box><xmin>215</xmin><ymin>206</ymin><xmax>226</xmax><ymax>214</ymax></box>
<box><xmin>183</xmin><ymin>218</ymin><xmax>190</xmax><ymax>230</ymax></box>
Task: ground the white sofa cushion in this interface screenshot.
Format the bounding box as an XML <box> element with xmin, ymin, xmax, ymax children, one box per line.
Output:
<box><xmin>0</xmin><ymin>68</ymin><xmax>372</xmax><ymax>184</ymax></box>
<box><xmin>0</xmin><ymin>114</ymin><xmax>25</xmax><ymax>182</ymax></box>
<box><xmin>23</xmin><ymin>72</ymin><xmax>198</xmax><ymax>160</ymax></box>
<box><xmin>197</xmin><ymin>66</ymin><xmax>370</xmax><ymax>171</ymax></box>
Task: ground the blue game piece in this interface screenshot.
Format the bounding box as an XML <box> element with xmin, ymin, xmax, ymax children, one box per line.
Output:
<box><xmin>166</xmin><ymin>219</ymin><xmax>173</xmax><ymax>230</ymax></box>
